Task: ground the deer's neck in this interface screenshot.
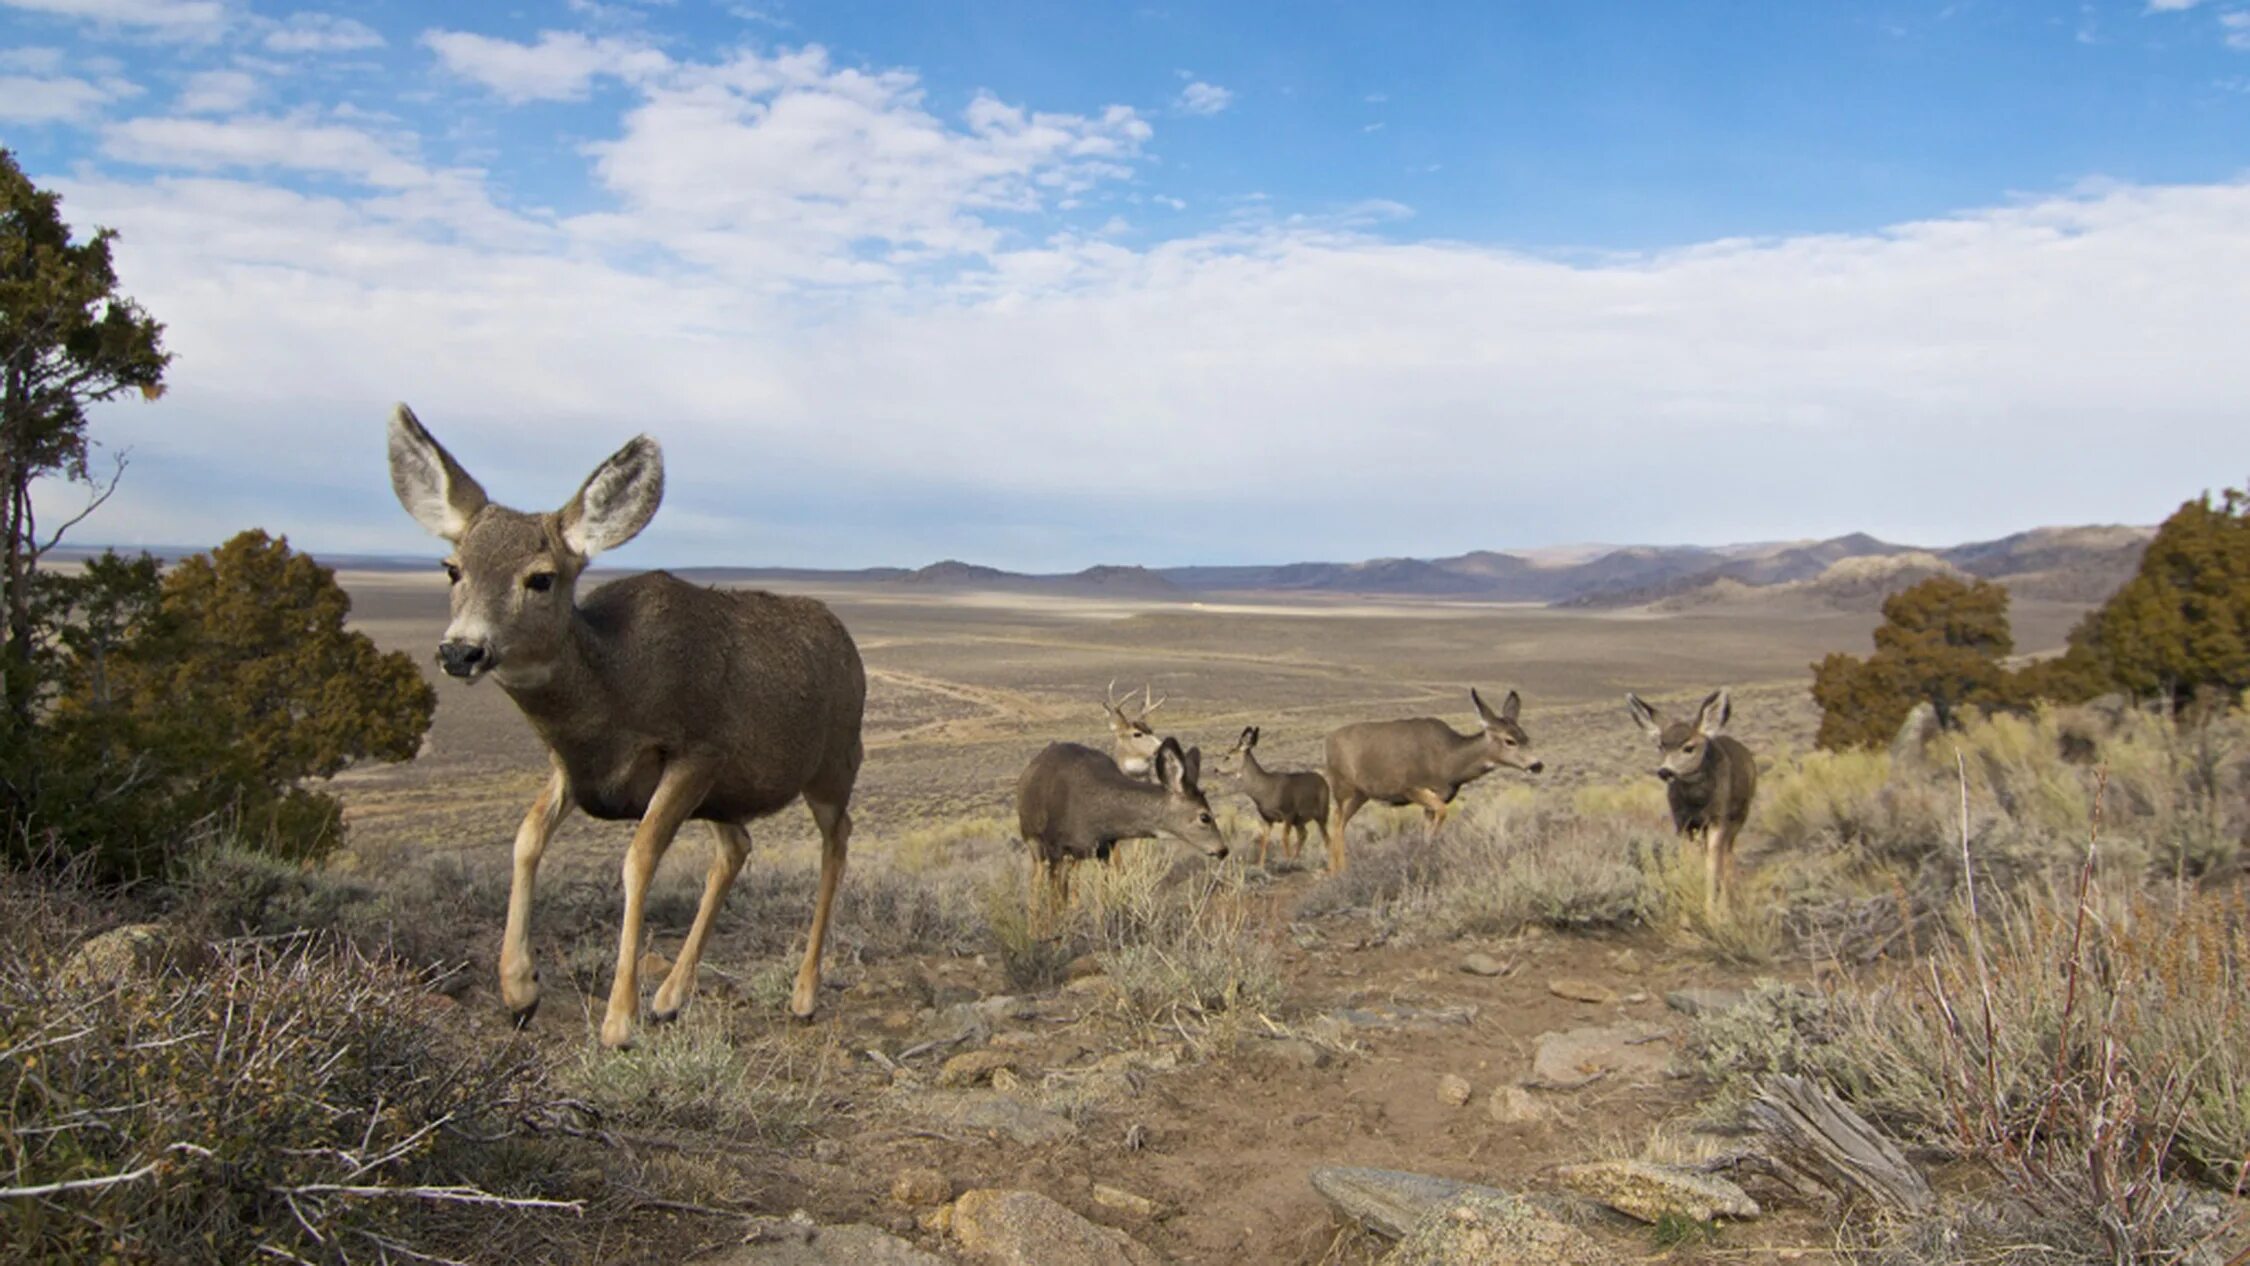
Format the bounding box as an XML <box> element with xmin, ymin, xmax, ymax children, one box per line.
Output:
<box><xmin>497</xmin><ymin>611</ymin><xmax>612</xmax><ymax>750</ymax></box>
<box><xmin>1441</xmin><ymin>727</ymin><xmax>1496</xmax><ymax>785</ymax></box>
<box><xmin>1240</xmin><ymin>749</ymin><xmax>1280</xmax><ymax>794</ymax></box>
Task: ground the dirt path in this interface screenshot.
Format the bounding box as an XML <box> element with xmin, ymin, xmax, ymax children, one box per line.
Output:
<box><xmin>554</xmin><ymin>861</ymin><xmax>1831</xmax><ymax>1266</ymax></box>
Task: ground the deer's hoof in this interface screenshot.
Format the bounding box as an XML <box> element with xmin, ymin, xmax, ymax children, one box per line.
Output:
<box><xmin>649</xmin><ymin>1005</ymin><xmax>680</xmax><ymax>1025</ymax></box>
<box><xmin>509</xmin><ymin>998</ymin><xmax>539</xmax><ymax>1029</ymax></box>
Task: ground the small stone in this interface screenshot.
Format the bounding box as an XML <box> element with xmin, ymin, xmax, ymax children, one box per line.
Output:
<box><xmin>1063</xmin><ymin>974</ymin><xmax>1111</xmax><ymax>995</ymax></box>
<box><xmin>1623</xmin><ymin>991</ymin><xmax>1650</xmax><ymax>1005</ymax></box>
<box><xmin>888</xmin><ymin>1089</ymin><xmax>1076</xmax><ymax>1146</ymax></box>
<box><xmin>989</xmin><ymin>1066</ymin><xmax>1023</xmax><ymax>1094</ymax></box>
<box><xmin>1665</xmin><ymin>987</ymin><xmax>1748</xmax><ymax>1017</ymax></box>
<box><xmin>1548</xmin><ymin>978</ymin><xmax>1617</xmax><ymax>1005</ymax></box>
<box><xmin>1553</xmin><ymin>1160</ymin><xmax>1762</xmax><ymax>1224</ymax></box>
<box><xmin>950</xmin><ymin>1188</ymin><xmax>1161</xmax><ymax>1266</ymax></box>
<box><xmin>1485</xmin><ymin>1085</ymin><xmax>1556</xmax><ymax>1124</ymax></box>
<box><xmin>1608</xmin><ymin>948</ymin><xmax>1645</xmax><ymax>975</ymax></box>
<box><xmin>1065</xmin><ymin>954</ymin><xmax>1105</xmax><ymax>980</ymax></box>
<box><xmin>1259</xmin><ymin>1037</ymin><xmax>1330</xmax><ymax>1070</ymax></box>
<box><xmin>59</xmin><ymin>924</ymin><xmax>190</xmax><ymax>989</ymax></box>
<box><xmin>1381</xmin><ymin>1192</ymin><xmax>1603</xmax><ymax>1266</ymax></box>
<box><xmin>1459</xmin><ymin>952</ymin><xmax>1512</xmax><ymax>977</ymax></box>
<box><xmin>975</xmin><ymin>994</ymin><xmax>1038</xmax><ymax>1022</ymax></box>
<box><xmin>1436</xmin><ymin>1074</ymin><xmax>1474</xmax><ymax>1107</ymax></box>
<box><xmin>1091</xmin><ymin>1184</ymin><xmax>1158</xmax><ymax>1218</ymax></box>
<box><xmin>937</xmin><ymin>1048</ymin><xmax>1018</xmax><ymax>1089</ymax></box>
<box><xmin>637</xmin><ymin>950</ymin><xmax>673</xmax><ymax>981</ymax></box>
<box><xmin>988</xmin><ymin>1029</ymin><xmax>1044</xmax><ymax>1050</ymax></box>
<box><xmin>890</xmin><ymin>1167</ymin><xmax>950</xmax><ymax>1207</ymax></box>
<box><xmin>1529</xmin><ymin>1023</ymin><xmax>1674</xmax><ymax>1089</ymax></box>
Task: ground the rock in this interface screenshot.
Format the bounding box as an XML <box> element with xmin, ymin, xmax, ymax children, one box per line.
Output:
<box><xmin>950</xmin><ymin>1188</ymin><xmax>1161</xmax><ymax>1266</ymax></box>
<box><xmin>810</xmin><ymin>1139</ymin><xmax>845</xmax><ymax>1164</ymax></box>
<box><xmin>1608</xmin><ymin>948</ymin><xmax>1645</xmax><ymax>975</ymax></box>
<box><xmin>1436</xmin><ymin>1074</ymin><xmax>1474</xmax><ymax>1107</ymax></box>
<box><xmin>1622</xmin><ymin>991</ymin><xmax>1650</xmax><ymax>1005</ymax></box>
<box><xmin>888</xmin><ymin>1090</ymin><xmax>1076</xmax><ymax>1146</ymax></box>
<box><xmin>1257</xmin><ymin>1037</ymin><xmax>1330</xmax><ymax>1070</ymax></box>
<box><xmin>1308</xmin><ymin>1166</ymin><xmax>1517</xmax><ymax>1240</ymax></box>
<box><xmin>1459</xmin><ymin>952</ymin><xmax>1512</xmax><ymax>977</ymax></box>
<box><xmin>59</xmin><ymin>924</ymin><xmax>183</xmax><ymax>989</ymax></box>
<box><xmin>891</xmin><ymin>1167</ymin><xmax>951</xmax><ymax>1207</ymax></box>
<box><xmin>976</xmin><ymin>994</ymin><xmax>1038</xmax><ymax>1022</ymax></box>
<box><xmin>1547</xmin><ymin>978</ymin><xmax>1617</xmax><ymax>1005</ymax></box>
<box><xmin>937</xmin><ymin>1048</ymin><xmax>1019</xmax><ymax>1089</ymax></box>
<box><xmin>1665</xmin><ymin>987</ymin><xmax>1748</xmax><ymax>1017</ymax></box>
<box><xmin>1485</xmin><ymin>1085</ymin><xmax>1556</xmax><ymax>1125</ymax></box>
<box><xmin>1553</xmin><ymin>1160</ymin><xmax>1761</xmax><ymax>1224</ymax></box>
<box><xmin>989</xmin><ymin>1067</ymin><xmax>1023</xmax><ymax>1095</ymax></box>
<box><xmin>637</xmin><ymin>950</ymin><xmax>673</xmax><ymax>981</ymax></box>
<box><xmin>1379</xmin><ymin>1191</ymin><xmax>1604</xmax><ymax>1266</ymax></box>
<box><xmin>1529</xmin><ymin>1023</ymin><xmax>1673</xmax><ymax>1089</ymax></box>
<box><xmin>1065</xmin><ymin>954</ymin><xmax>1106</xmax><ymax>981</ymax></box>
<box><xmin>717</xmin><ymin>1220</ymin><xmax>947</xmax><ymax>1265</ymax></box>
<box><xmin>988</xmin><ymin>1029</ymin><xmax>1044</xmax><ymax>1051</ymax></box>
<box><xmin>1091</xmin><ymin>1184</ymin><xmax>1159</xmax><ymax>1218</ymax></box>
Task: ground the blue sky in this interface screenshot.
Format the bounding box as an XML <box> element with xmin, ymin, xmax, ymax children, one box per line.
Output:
<box><xmin>3</xmin><ymin>0</ymin><xmax>2249</xmax><ymax>570</ymax></box>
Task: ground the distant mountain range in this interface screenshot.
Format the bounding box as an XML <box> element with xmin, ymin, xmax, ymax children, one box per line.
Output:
<box><xmin>66</xmin><ymin>524</ymin><xmax>2154</xmax><ymax>611</ymax></box>
<box><xmin>676</xmin><ymin>523</ymin><xmax>2155</xmax><ymax>611</ymax></box>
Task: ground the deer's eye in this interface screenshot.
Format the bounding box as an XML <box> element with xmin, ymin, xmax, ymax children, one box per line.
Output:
<box><xmin>443</xmin><ymin>562</ymin><xmax>462</xmax><ymax>585</ymax></box>
<box><xmin>1197</xmin><ymin>813</ymin><xmax>1214</xmax><ymax>826</ymax></box>
<box><xmin>525</xmin><ymin>572</ymin><xmax>555</xmax><ymax>593</ymax></box>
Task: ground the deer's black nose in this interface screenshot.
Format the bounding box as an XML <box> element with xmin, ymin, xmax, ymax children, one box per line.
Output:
<box><xmin>1527</xmin><ymin>760</ymin><xmax>1546</xmax><ymax>774</ymax></box>
<box><xmin>1656</xmin><ymin>767</ymin><xmax>1675</xmax><ymax>782</ymax></box>
<box><xmin>437</xmin><ymin>640</ymin><xmax>488</xmax><ymax>678</ymax></box>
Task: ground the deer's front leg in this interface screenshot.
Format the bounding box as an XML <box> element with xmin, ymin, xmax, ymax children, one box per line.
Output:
<box><xmin>500</xmin><ymin>766</ymin><xmax>571</xmax><ymax>1026</ymax></box>
<box><xmin>602</xmin><ymin>763</ymin><xmax>710</xmax><ymax>1049</ymax></box>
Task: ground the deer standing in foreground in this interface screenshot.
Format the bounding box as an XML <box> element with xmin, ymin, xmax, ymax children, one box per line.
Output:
<box><xmin>1323</xmin><ymin>688</ymin><xmax>1545</xmax><ymax>874</ymax></box>
<box><xmin>386</xmin><ymin>405</ymin><xmax>865</xmax><ymax>1049</ymax></box>
<box><xmin>1016</xmin><ymin>737</ymin><xmax>1226</xmax><ymax>906</ymax></box>
<box><xmin>1627</xmin><ymin>689</ymin><xmax>1757</xmax><ymax>910</ymax></box>
<box><xmin>1220</xmin><ymin>726</ymin><xmax>1330</xmax><ymax>867</ymax></box>
<box><xmin>1102</xmin><ymin>679</ymin><xmax>1166</xmax><ymax>777</ymax></box>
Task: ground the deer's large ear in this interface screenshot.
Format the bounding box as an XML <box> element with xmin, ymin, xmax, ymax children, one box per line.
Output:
<box><xmin>1155</xmin><ymin>738</ymin><xmax>1190</xmax><ymax>793</ymax></box>
<box><xmin>1182</xmin><ymin>745</ymin><xmax>1203</xmax><ymax>789</ymax></box>
<box><xmin>1627</xmin><ymin>692</ymin><xmax>1664</xmax><ymax>739</ymax></box>
<box><xmin>388</xmin><ymin>404</ymin><xmax>488</xmax><ymax>541</ymax></box>
<box><xmin>1472</xmin><ymin>687</ymin><xmax>1522</xmax><ymax>728</ymax></box>
<box><xmin>560</xmin><ymin>435</ymin><xmax>664</xmax><ymax>557</ymax></box>
<box><xmin>1695</xmin><ymin>689</ymin><xmax>1733</xmax><ymax>737</ymax></box>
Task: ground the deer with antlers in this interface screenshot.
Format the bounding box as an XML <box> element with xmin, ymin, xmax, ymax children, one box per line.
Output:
<box><xmin>1102</xmin><ymin>679</ymin><xmax>1167</xmax><ymax>778</ymax></box>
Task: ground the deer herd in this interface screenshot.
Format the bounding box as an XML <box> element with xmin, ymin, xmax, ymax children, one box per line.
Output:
<box><xmin>387</xmin><ymin>408</ymin><xmax>1762</xmax><ymax>1046</ymax></box>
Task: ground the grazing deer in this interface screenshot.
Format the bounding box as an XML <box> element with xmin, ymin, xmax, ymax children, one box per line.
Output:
<box><xmin>386</xmin><ymin>404</ymin><xmax>865</xmax><ymax>1049</ymax></box>
<box><xmin>1627</xmin><ymin>689</ymin><xmax>1757</xmax><ymax>910</ymax></box>
<box><xmin>1016</xmin><ymin>737</ymin><xmax>1226</xmax><ymax>905</ymax></box>
<box><xmin>1102</xmin><ymin>679</ymin><xmax>1166</xmax><ymax>777</ymax></box>
<box><xmin>1220</xmin><ymin>726</ymin><xmax>1330</xmax><ymax>867</ymax></box>
<box><xmin>1323</xmin><ymin>689</ymin><xmax>1545</xmax><ymax>873</ymax></box>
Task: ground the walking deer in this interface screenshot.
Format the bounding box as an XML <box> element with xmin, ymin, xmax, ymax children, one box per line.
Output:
<box><xmin>1220</xmin><ymin>726</ymin><xmax>1330</xmax><ymax>866</ymax></box>
<box><xmin>1627</xmin><ymin>689</ymin><xmax>1756</xmax><ymax>909</ymax></box>
<box><xmin>1323</xmin><ymin>688</ymin><xmax>1545</xmax><ymax>873</ymax></box>
<box><xmin>386</xmin><ymin>404</ymin><xmax>865</xmax><ymax>1049</ymax></box>
<box><xmin>1016</xmin><ymin>737</ymin><xmax>1226</xmax><ymax>905</ymax></box>
<box><xmin>1102</xmin><ymin>679</ymin><xmax>1166</xmax><ymax>777</ymax></box>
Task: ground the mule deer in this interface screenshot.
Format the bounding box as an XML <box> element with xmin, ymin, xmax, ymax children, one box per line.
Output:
<box><xmin>1016</xmin><ymin>737</ymin><xmax>1226</xmax><ymax>905</ymax></box>
<box><xmin>386</xmin><ymin>404</ymin><xmax>865</xmax><ymax>1049</ymax></box>
<box><xmin>1102</xmin><ymin>679</ymin><xmax>1166</xmax><ymax>777</ymax></box>
<box><xmin>1220</xmin><ymin>726</ymin><xmax>1330</xmax><ymax>867</ymax></box>
<box><xmin>1323</xmin><ymin>689</ymin><xmax>1544</xmax><ymax>873</ymax></box>
<box><xmin>1627</xmin><ymin>689</ymin><xmax>1756</xmax><ymax>909</ymax></box>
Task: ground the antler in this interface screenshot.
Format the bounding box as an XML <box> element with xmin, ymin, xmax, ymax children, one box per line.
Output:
<box><xmin>1139</xmin><ymin>683</ymin><xmax>1167</xmax><ymax>718</ymax></box>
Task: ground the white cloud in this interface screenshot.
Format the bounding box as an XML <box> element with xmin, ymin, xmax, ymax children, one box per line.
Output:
<box><xmin>0</xmin><ymin>45</ymin><xmax>67</xmax><ymax>73</ymax></box>
<box><xmin>0</xmin><ymin>72</ymin><xmax>114</xmax><ymax>122</ymax></box>
<box><xmin>2145</xmin><ymin>0</ymin><xmax>2208</xmax><ymax>11</ymax></box>
<box><xmin>573</xmin><ymin>46</ymin><xmax>1150</xmax><ymax>281</ymax></box>
<box><xmin>2224</xmin><ymin>10</ymin><xmax>2250</xmax><ymax>47</ymax></box>
<box><xmin>262</xmin><ymin>12</ymin><xmax>384</xmax><ymax>53</ymax></box>
<box><xmin>423</xmin><ymin>29</ymin><xmax>671</xmax><ymax>102</ymax></box>
<box><xmin>176</xmin><ymin>67</ymin><xmax>256</xmax><ymax>113</ymax></box>
<box><xmin>1175</xmin><ymin>80</ymin><xmax>1232</xmax><ymax>115</ymax></box>
<box><xmin>0</xmin><ymin>0</ymin><xmax>226</xmax><ymax>37</ymax></box>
